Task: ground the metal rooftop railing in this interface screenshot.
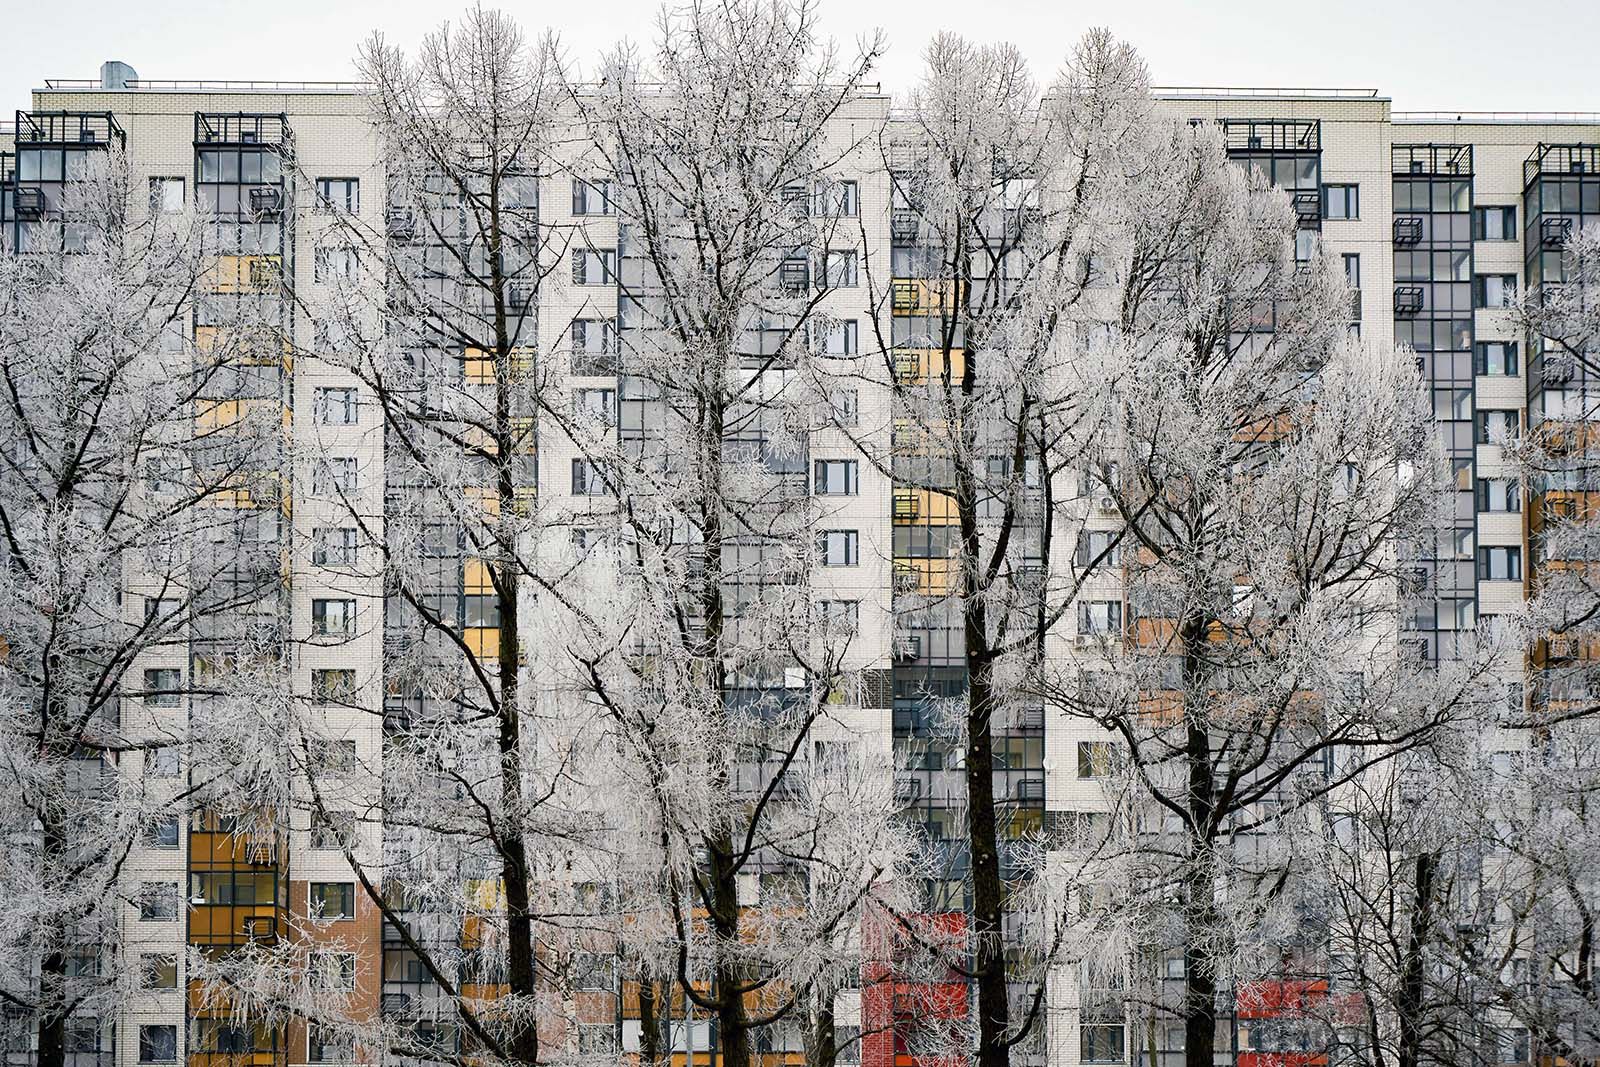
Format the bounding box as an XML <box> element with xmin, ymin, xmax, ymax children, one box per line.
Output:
<box><xmin>1395</xmin><ymin>111</ymin><xmax>1600</xmax><ymax>125</ymax></box>
<box><xmin>1153</xmin><ymin>86</ymin><xmax>1381</xmax><ymax>99</ymax></box>
<box><xmin>42</xmin><ymin>79</ymin><xmax>371</xmax><ymax>93</ymax></box>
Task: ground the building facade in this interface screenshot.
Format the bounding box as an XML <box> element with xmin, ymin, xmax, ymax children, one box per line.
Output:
<box><xmin>4</xmin><ymin>67</ymin><xmax>1597</xmax><ymax>1067</ymax></box>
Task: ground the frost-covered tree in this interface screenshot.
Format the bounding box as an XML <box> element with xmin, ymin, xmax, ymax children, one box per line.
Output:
<box><xmin>1031</xmin><ymin>108</ymin><xmax>1497</xmax><ymax>1067</ymax></box>
<box><xmin>550</xmin><ymin>5</ymin><xmax>916</xmax><ymax>1067</ymax></box>
<box><xmin>0</xmin><ymin>154</ymin><xmax>281</xmax><ymax>1067</ymax></box>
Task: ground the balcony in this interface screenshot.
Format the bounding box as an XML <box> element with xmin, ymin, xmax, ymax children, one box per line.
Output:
<box><xmin>1219</xmin><ymin>118</ymin><xmax>1320</xmax><ymax>153</ymax></box>
<box><xmin>1524</xmin><ymin>143</ymin><xmax>1600</xmax><ymax>185</ymax></box>
<box><xmin>15</xmin><ymin>109</ymin><xmax>124</xmax><ymax>147</ymax></box>
<box><xmin>195</xmin><ymin>112</ymin><xmax>293</xmax><ymax>150</ymax></box>
<box><xmin>1392</xmin><ymin>143</ymin><xmax>1473</xmax><ymax>177</ymax></box>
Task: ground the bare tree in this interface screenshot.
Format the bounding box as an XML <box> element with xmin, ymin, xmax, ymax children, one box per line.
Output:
<box><xmin>0</xmin><ymin>153</ymin><xmax>282</xmax><ymax>1067</ymax></box>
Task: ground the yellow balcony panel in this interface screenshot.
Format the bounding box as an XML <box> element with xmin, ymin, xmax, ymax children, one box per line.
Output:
<box><xmin>892</xmin><ymin>488</ymin><xmax>959</xmax><ymax>526</ymax></box>
<box><xmin>892</xmin><ymin>347</ymin><xmax>966</xmax><ymax>386</ymax></box>
<box><xmin>891</xmin><ymin>278</ymin><xmax>965</xmax><ymax>316</ymax></box>
<box><xmin>894</xmin><ymin>557</ymin><xmax>955</xmax><ymax>596</ymax></box>
<box><xmin>463</xmin><ymin>346</ymin><xmax>536</xmax><ymax>385</ymax></box>
<box><xmin>466</xmin><ymin>486</ymin><xmax>499</xmax><ymax>516</ymax></box>
<box><xmin>465</xmin><ymin>558</ymin><xmax>495</xmax><ymax>595</ymax></box>
<box><xmin>205</xmin><ymin>254</ymin><xmax>283</xmax><ymax>295</ymax></box>
<box><xmin>464</xmin><ymin>626</ymin><xmax>500</xmax><ymax>660</ymax></box>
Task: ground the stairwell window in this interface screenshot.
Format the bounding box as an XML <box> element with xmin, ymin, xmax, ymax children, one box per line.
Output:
<box><xmin>311</xmin><ymin>598</ymin><xmax>357</xmax><ymax>638</ymax></box>
<box><xmin>1477</xmin><ymin>546</ymin><xmax>1523</xmax><ymax>582</ymax></box>
<box><xmin>139</xmin><ymin>1026</ymin><xmax>178</xmax><ymax>1064</ymax></box>
<box><xmin>315</xmin><ymin>178</ymin><xmax>359</xmax><ymax>215</ymax></box>
<box><xmin>312</xmin><ymin>527</ymin><xmax>359</xmax><ymax>567</ymax></box>
<box><xmin>814</xmin><ymin>460</ymin><xmax>859</xmax><ymax>496</ymax></box>
<box><xmin>1472</xmin><ymin>205</ymin><xmax>1516</xmax><ymax>241</ymax></box>
<box><xmin>822</xmin><ymin>250</ymin><xmax>858</xmax><ymax>288</ymax></box>
<box><xmin>1076</xmin><ymin>741</ymin><xmax>1118</xmax><ymax>779</ymax></box>
<box><xmin>313</xmin><ymin>387</ymin><xmax>358</xmax><ymax>426</ymax></box>
<box><xmin>1322</xmin><ymin>183</ymin><xmax>1359</xmax><ymax>219</ymax></box>
<box><xmin>309</xmin><ymin>882</ymin><xmax>355</xmax><ymax>920</ymax></box>
<box><xmin>1475</xmin><ymin>341</ymin><xmax>1519</xmax><ymax>376</ymax></box>
<box><xmin>144</xmin><ymin>668</ymin><xmax>182</xmax><ymax>707</ymax></box>
<box><xmin>571</xmin><ymin>248</ymin><xmax>617</xmax><ymax>285</ymax></box>
<box><xmin>1476</xmin><ymin>478</ymin><xmax>1521</xmax><ymax>513</ymax></box>
<box><xmin>819</xmin><ymin>530</ymin><xmax>859</xmax><ymax>566</ymax></box>
<box><xmin>1078</xmin><ymin>600</ymin><xmax>1123</xmax><ymax>635</ymax></box>
<box><xmin>572</xmin><ymin>178</ymin><xmax>615</xmax><ymax>215</ymax></box>
<box><xmin>1476</xmin><ymin>409</ymin><xmax>1520</xmax><ymax>443</ymax></box>
<box><xmin>1473</xmin><ymin>274</ymin><xmax>1517</xmax><ymax>309</ymax></box>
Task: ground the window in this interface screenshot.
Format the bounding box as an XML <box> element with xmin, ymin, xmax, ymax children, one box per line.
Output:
<box><xmin>1342</xmin><ymin>253</ymin><xmax>1360</xmax><ymax>289</ymax></box>
<box><xmin>572</xmin><ymin>178</ymin><xmax>615</xmax><ymax>215</ymax></box>
<box><xmin>314</xmin><ymin>387</ymin><xmax>358</xmax><ymax>426</ymax></box>
<box><xmin>145</xmin><ymin>817</ymin><xmax>180</xmax><ymax>849</ymax></box>
<box><xmin>309</xmin><ymin>951</ymin><xmax>357</xmax><ymax>991</ymax></box>
<box><xmin>311</xmin><ymin>669</ymin><xmax>356</xmax><ymax>704</ymax></box>
<box><xmin>571</xmin><ymin>248</ymin><xmax>616</xmax><ymax>285</ymax></box>
<box><xmin>828</xmin><ymin>388</ymin><xmax>859</xmax><ymax>427</ymax></box>
<box><xmin>570</xmin><ymin>318</ymin><xmax>618</xmax><ymax>374</ymax></box>
<box><xmin>1473</xmin><ymin>274</ymin><xmax>1517</xmax><ymax>309</ymax></box>
<box><xmin>312</xmin><ymin>527</ymin><xmax>359</xmax><ymax>567</ymax></box>
<box><xmin>1476</xmin><ymin>409</ymin><xmax>1520</xmax><ymax>443</ymax></box>
<box><xmin>1323</xmin><ymin>183</ymin><xmax>1359</xmax><ymax>219</ymax></box>
<box><xmin>149</xmin><ymin>746</ymin><xmax>180</xmax><ymax>777</ymax></box>
<box><xmin>834</xmin><ymin>1026</ymin><xmax>861</xmax><ymax>1065</ymax></box>
<box><xmin>316</xmin><ymin>178</ymin><xmax>360</xmax><ymax>214</ymax></box>
<box><xmin>814</xmin><ymin>179</ymin><xmax>859</xmax><ymax>217</ymax></box>
<box><xmin>1075</xmin><ymin>531</ymin><xmax>1120</xmax><ymax>569</ymax></box>
<box><xmin>150</xmin><ymin>177</ymin><xmax>185</xmax><ymax>214</ymax></box>
<box><xmin>1077</xmin><ymin>742</ymin><xmax>1118</xmax><ymax>779</ymax></box>
<box><xmin>817</xmin><ymin>599</ymin><xmax>860</xmax><ymax>635</ymax></box>
<box><xmin>822</xmin><ymin>250</ymin><xmax>858</xmax><ymax>288</ymax></box>
<box><xmin>1080</xmin><ymin>1025</ymin><xmax>1125</xmax><ymax>1064</ymax></box>
<box><xmin>822</xmin><ymin>319</ymin><xmax>858</xmax><ymax>356</ymax></box>
<box><xmin>139</xmin><ymin>1026</ymin><xmax>178</xmax><ymax>1064</ymax></box>
<box><xmin>574</xmin><ymin>387</ymin><xmax>617</xmax><ymax>424</ymax></box>
<box><xmin>819</xmin><ymin>530</ymin><xmax>859</xmax><ymax>566</ymax></box>
<box><xmin>571</xmin><ymin>458</ymin><xmax>610</xmax><ymax>496</ymax></box>
<box><xmin>1473</xmin><ymin>205</ymin><xmax>1516</xmax><ymax>241</ymax></box>
<box><xmin>307</xmin><ymin>1025</ymin><xmax>353</xmax><ymax>1064</ymax></box>
<box><xmin>1475</xmin><ymin>341</ymin><xmax>1519</xmax><ymax>376</ymax></box>
<box><xmin>144</xmin><ymin>668</ymin><xmax>182</xmax><ymax>707</ymax></box>
<box><xmin>141</xmin><ymin>954</ymin><xmax>178</xmax><ymax>989</ymax></box>
<box><xmin>314</xmin><ymin>457</ymin><xmax>359</xmax><ymax>495</ymax></box>
<box><xmin>1478</xmin><ymin>546</ymin><xmax>1523</xmax><ymax>582</ymax></box>
<box><xmin>814</xmin><ymin>460</ymin><xmax>859</xmax><ymax>496</ymax></box>
<box><xmin>309</xmin><ymin>882</ymin><xmax>355</xmax><ymax>920</ymax></box>
<box><xmin>1078</xmin><ymin>600</ymin><xmax>1123</xmax><ymax>635</ymax></box>
<box><xmin>309</xmin><ymin>810</ymin><xmax>356</xmax><ymax>851</ymax></box>
<box><xmin>138</xmin><ymin>882</ymin><xmax>179</xmax><ymax>921</ymax></box>
<box><xmin>314</xmin><ymin>246</ymin><xmax>360</xmax><ymax>283</ymax></box>
<box><xmin>311</xmin><ymin>599</ymin><xmax>357</xmax><ymax>638</ymax></box>
<box><xmin>1499</xmin><ymin>1026</ymin><xmax>1531</xmax><ymax>1065</ymax></box>
<box><xmin>1476</xmin><ymin>478</ymin><xmax>1521</xmax><ymax>513</ymax></box>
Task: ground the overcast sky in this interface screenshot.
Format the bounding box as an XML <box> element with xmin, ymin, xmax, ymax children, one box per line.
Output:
<box><xmin>5</xmin><ymin>0</ymin><xmax>1598</xmax><ymax>116</ymax></box>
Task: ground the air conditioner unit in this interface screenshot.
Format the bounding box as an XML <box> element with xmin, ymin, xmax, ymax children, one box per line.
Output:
<box><xmin>248</xmin><ymin>186</ymin><xmax>282</xmax><ymax>214</ymax></box>
<box><xmin>1096</xmin><ymin>494</ymin><xmax>1117</xmax><ymax>513</ymax></box>
<box><xmin>1074</xmin><ymin>634</ymin><xmax>1100</xmax><ymax>650</ymax></box>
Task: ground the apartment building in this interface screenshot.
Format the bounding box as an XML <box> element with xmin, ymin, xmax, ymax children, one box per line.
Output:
<box><xmin>4</xmin><ymin>60</ymin><xmax>1597</xmax><ymax>1067</ymax></box>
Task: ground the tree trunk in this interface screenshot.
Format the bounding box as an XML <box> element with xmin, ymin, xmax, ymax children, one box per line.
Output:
<box><xmin>1396</xmin><ymin>852</ymin><xmax>1435</xmax><ymax>1067</ymax></box>
<box><xmin>491</xmin><ymin>218</ymin><xmax>539</xmax><ymax>1065</ymax></box>
<box><xmin>966</xmin><ymin>649</ymin><xmax>1013</xmax><ymax>1067</ymax></box>
<box><xmin>1180</xmin><ymin>618</ymin><xmax>1220</xmax><ymax>1067</ymax></box>
<box><xmin>639</xmin><ymin>978</ymin><xmax>664</xmax><ymax>1067</ymax></box>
